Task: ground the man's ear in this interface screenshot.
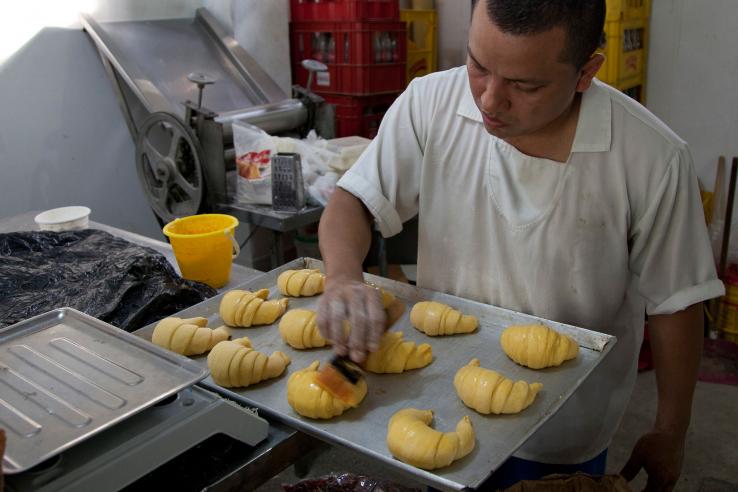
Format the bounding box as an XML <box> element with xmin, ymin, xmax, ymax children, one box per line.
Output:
<box><xmin>576</xmin><ymin>53</ymin><xmax>605</xmax><ymax>92</ymax></box>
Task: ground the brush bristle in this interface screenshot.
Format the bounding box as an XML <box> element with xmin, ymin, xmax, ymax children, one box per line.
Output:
<box><xmin>315</xmin><ymin>359</ymin><xmax>364</xmax><ymax>405</ymax></box>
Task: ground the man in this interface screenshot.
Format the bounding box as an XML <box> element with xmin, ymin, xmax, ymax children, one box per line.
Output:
<box><xmin>317</xmin><ymin>0</ymin><xmax>724</xmax><ymax>489</ymax></box>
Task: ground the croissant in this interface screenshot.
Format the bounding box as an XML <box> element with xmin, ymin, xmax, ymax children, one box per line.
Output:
<box><xmin>410</xmin><ymin>301</ymin><xmax>478</xmax><ymax>336</ymax></box>
<box><xmin>152</xmin><ymin>317</ymin><xmax>229</xmax><ymax>356</ymax></box>
<box><xmin>287</xmin><ymin>360</ymin><xmax>367</xmax><ymax>419</ymax></box>
<box><xmin>387</xmin><ymin>408</ymin><xmax>475</xmax><ymax>470</ymax></box>
<box><xmin>454</xmin><ymin>359</ymin><xmax>542</xmax><ymax>415</ymax></box>
<box><xmin>364</xmin><ymin>331</ymin><xmax>433</xmax><ymax>373</ymax></box>
<box><xmin>279</xmin><ymin>309</ymin><xmax>329</xmax><ymax>349</ymax></box>
<box><xmin>277</xmin><ymin>269</ymin><xmax>325</xmax><ymax>297</ymax></box>
<box><xmin>219</xmin><ymin>289</ymin><xmax>288</xmax><ymax>327</ymax></box>
<box><xmin>207</xmin><ymin>337</ymin><xmax>290</xmax><ymax>387</ymax></box>
<box><xmin>501</xmin><ymin>324</ymin><xmax>579</xmax><ymax>369</ymax></box>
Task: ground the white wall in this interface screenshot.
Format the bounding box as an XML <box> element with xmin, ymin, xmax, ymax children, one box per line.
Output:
<box><xmin>646</xmin><ymin>0</ymin><xmax>738</xmax><ymax>187</ymax></box>
<box><xmin>435</xmin><ymin>0</ymin><xmax>472</xmax><ymax>70</ymax></box>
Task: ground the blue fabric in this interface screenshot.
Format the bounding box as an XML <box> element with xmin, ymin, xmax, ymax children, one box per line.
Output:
<box><xmin>477</xmin><ymin>449</ymin><xmax>608</xmax><ymax>490</ymax></box>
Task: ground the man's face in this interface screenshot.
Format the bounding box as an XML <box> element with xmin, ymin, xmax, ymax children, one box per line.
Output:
<box><xmin>467</xmin><ymin>3</ymin><xmax>582</xmax><ymax>139</ymax></box>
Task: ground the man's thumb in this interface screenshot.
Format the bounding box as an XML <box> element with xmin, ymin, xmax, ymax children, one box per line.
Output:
<box><xmin>619</xmin><ymin>451</ymin><xmax>642</xmax><ymax>481</ymax></box>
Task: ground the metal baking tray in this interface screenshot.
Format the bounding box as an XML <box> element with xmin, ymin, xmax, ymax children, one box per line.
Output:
<box><xmin>135</xmin><ymin>258</ymin><xmax>616</xmax><ymax>491</ymax></box>
<box><xmin>1</xmin><ymin>308</ymin><xmax>209</xmax><ymax>474</ymax></box>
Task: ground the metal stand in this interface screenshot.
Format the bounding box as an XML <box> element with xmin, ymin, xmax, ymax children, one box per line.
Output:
<box><xmin>5</xmin><ymin>386</ymin><xmax>268</xmax><ymax>492</ymax></box>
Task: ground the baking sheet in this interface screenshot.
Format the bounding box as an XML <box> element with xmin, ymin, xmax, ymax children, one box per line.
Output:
<box><xmin>135</xmin><ymin>258</ymin><xmax>616</xmax><ymax>491</ymax></box>
<box><xmin>0</xmin><ymin>308</ymin><xmax>208</xmax><ymax>474</ymax></box>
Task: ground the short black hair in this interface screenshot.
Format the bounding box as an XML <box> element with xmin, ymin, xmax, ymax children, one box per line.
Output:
<box><xmin>472</xmin><ymin>0</ymin><xmax>606</xmax><ymax>69</ymax></box>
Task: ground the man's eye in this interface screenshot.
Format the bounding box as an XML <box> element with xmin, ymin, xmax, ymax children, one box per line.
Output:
<box><xmin>516</xmin><ymin>84</ymin><xmax>541</xmax><ymax>93</ymax></box>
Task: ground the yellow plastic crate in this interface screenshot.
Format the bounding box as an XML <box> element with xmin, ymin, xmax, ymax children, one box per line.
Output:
<box><xmin>401</xmin><ymin>9</ymin><xmax>437</xmax><ymax>83</ymax></box>
<box><xmin>606</xmin><ymin>0</ymin><xmax>651</xmax><ymax>21</ymax></box>
<box><xmin>596</xmin><ymin>18</ymin><xmax>648</xmax><ymax>86</ymax></box>
<box><xmin>406</xmin><ymin>50</ymin><xmax>434</xmax><ymax>81</ymax></box>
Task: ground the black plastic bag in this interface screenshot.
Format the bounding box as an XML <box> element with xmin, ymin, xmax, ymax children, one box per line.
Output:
<box><xmin>0</xmin><ymin>230</ymin><xmax>216</xmax><ymax>331</ymax></box>
<box><xmin>282</xmin><ymin>473</ymin><xmax>421</xmax><ymax>492</ymax></box>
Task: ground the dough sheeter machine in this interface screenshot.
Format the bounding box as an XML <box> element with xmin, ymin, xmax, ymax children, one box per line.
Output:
<box><xmin>80</xmin><ymin>8</ymin><xmax>327</xmax><ymax>231</ymax></box>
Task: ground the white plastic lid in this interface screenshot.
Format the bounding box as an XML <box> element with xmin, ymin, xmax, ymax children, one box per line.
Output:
<box><xmin>34</xmin><ymin>206</ymin><xmax>91</xmax><ymax>225</ymax></box>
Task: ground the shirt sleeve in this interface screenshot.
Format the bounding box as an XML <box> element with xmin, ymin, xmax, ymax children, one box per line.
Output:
<box><xmin>629</xmin><ymin>146</ymin><xmax>725</xmax><ymax>315</ymax></box>
<box><xmin>336</xmin><ymin>80</ymin><xmax>426</xmax><ymax>238</ymax></box>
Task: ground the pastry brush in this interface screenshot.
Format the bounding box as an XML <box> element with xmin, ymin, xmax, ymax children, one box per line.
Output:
<box><xmin>315</xmin><ymin>299</ymin><xmax>406</xmax><ymax>404</ymax></box>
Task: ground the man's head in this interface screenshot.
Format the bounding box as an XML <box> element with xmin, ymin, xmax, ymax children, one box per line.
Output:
<box><xmin>467</xmin><ymin>0</ymin><xmax>605</xmax><ymax>139</ymax></box>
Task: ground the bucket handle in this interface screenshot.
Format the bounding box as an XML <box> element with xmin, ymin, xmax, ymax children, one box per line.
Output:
<box><xmin>227</xmin><ymin>230</ymin><xmax>240</xmax><ymax>259</ymax></box>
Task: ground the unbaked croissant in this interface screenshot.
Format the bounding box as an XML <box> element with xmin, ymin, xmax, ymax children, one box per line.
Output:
<box><xmin>410</xmin><ymin>301</ymin><xmax>478</xmax><ymax>336</ymax></box>
<box><xmin>387</xmin><ymin>408</ymin><xmax>475</xmax><ymax>470</ymax></box>
<box><xmin>364</xmin><ymin>331</ymin><xmax>433</xmax><ymax>373</ymax></box>
<box><xmin>500</xmin><ymin>324</ymin><xmax>579</xmax><ymax>369</ymax></box>
<box><xmin>279</xmin><ymin>309</ymin><xmax>329</xmax><ymax>349</ymax></box>
<box><xmin>219</xmin><ymin>289</ymin><xmax>288</xmax><ymax>327</ymax></box>
<box><xmin>454</xmin><ymin>358</ymin><xmax>542</xmax><ymax>414</ymax></box>
<box><xmin>287</xmin><ymin>360</ymin><xmax>367</xmax><ymax>419</ymax></box>
<box><xmin>371</xmin><ymin>284</ymin><xmax>396</xmax><ymax>309</ymax></box>
<box><xmin>207</xmin><ymin>337</ymin><xmax>290</xmax><ymax>387</ymax></box>
<box><xmin>151</xmin><ymin>317</ymin><xmax>229</xmax><ymax>356</ymax></box>
<box><xmin>277</xmin><ymin>269</ymin><xmax>325</xmax><ymax>297</ymax></box>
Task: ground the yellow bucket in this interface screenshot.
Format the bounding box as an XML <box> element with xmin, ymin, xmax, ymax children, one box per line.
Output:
<box><xmin>163</xmin><ymin>214</ymin><xmax>240</xmax><ymax>289</ymax></box>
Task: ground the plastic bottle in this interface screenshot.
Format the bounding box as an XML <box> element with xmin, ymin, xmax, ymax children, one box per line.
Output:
<box><xmin>327</xmin><ymin>34</ymin><xmax>336</xmax><ymax>63</ymax></box>
<box><xmin>373</xmin><ymin>32</ymin><xmax>383</xmax><ymax>63</ymax></box>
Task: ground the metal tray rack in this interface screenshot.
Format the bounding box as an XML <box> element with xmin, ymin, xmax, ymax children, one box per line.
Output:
<box><xmin>1</xmin><ymin>308</ymin><xmax>208</xmax><ymax>474</ymax></box>
<box><xmin>136</xmin><ymin>258</ymin><xmax>616</xmax><ymax>491</ymax></box>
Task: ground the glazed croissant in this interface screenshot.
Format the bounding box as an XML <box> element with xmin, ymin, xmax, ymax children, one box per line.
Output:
<box><xmin>387</xmin><ymin>408</ymin><xmax>475</xmax><ymax>470</ymax></box>
<box><xmin>279</xmin><ymin>309</ymin><xmax>329</xmax><ymax>349</ymax></box>
<box><xmin>287</xmin><ymin>360</ymin><xmax>368</xmax><ymax>419</ymax></box>
<box><xmin>454</xmin><ymin>359</ymin><xmax>542</xmax><ymax>415</ymax></box>
<box><xmin>219</xmin><ymin>289</ymin><xmax>288</xmax><ymax>327</ymax></box>
<box><xmin>501</xmin><ymin>324</ymin><xmax>579</xmax><ymax>369</ymax></box>
<box><xmin>277</xmin><ymin>269</ymin><xmax>325</xmax><ymax>297</ymax></box>
<box><xmin>207</xmin><ymin>337</ymin><xmax>290</xmax><ymax>388</ymax></box>
<box><xmin>364</xmin><ymin>331</ymin><xmax>433</xmax><ymax>373</ymax></box>
<box><xmin>410</xmin><ymin>301</ymin><xmax>478</xmax><ymax>336</ymax></box>
<box><xmin>371</xmin><ymin>285</ymin><xmax>396</xmax><ymax>309</ymax></box>
<box><xmin>152</xmin><ymin>317</ymin><xmax>229</xmax><ymax>356</ymax></box>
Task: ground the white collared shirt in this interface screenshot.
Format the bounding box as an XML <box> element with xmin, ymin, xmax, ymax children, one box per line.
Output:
<box><xmin>338</xmin><ymin>67</ymin><xmax>724</xmax><ymax>463</ymax></box>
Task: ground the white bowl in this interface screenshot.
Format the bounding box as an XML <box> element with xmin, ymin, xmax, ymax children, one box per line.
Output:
<box><xmin>34</xmin><ymin>206</ymin><xmax>91</xmax><ymax>232</ymax></box>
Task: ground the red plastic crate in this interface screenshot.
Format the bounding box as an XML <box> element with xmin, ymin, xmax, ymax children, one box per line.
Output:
<box><xmin>293</xmin><ymin>62</ymin><xmax>406</xmax><ymax>95</ymax></box>
<box><xmin>291</xmin><ymin>20</ymin><xmax>406</xmax><ymax>65</ymax></box>
<box><xmin>323</xmin><ymin>93</ymin><xmax>400</xmax><ymax>138</ymax></box>
<box><xmin>291</xmin><ymin>0</ymin><xmax>400</xmax><ymax>21</ymax></box>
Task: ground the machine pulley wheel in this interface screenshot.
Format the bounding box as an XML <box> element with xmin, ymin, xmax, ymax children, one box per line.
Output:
<box><xmin>135</xmin><ymin>112</ymin><xmax>206</xmax><ymax>224</ymax></box>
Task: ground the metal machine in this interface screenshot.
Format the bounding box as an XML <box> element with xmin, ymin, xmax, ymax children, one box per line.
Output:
<box><xmin>81</xmin><ymin>8</ymin><xmax>330</xmax><ymax>225</ymax></box>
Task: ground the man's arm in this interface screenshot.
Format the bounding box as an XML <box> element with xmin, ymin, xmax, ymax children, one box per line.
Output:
<box><xmin>621</xmin><ymin>302</ymin><xmax>703</xmax><ymax>490</ymax></box>
<box><xmin>319</xmin><ymin>188</ymin><xmax>373</xmax><ymax>284</ymax></box>
<box><xmin>317</xmin><ymin>188</ymin><xmax>386</xmax><ymax>362</ymax></box>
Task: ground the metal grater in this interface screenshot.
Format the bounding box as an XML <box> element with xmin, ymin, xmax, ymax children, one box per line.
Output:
<box><xmin>271</xmin><ymin>152</ymin><xmax>305</xmax><ymax>211</ymax></box>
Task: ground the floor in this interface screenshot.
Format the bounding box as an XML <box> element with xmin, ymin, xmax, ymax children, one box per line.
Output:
<box><xmin>257</xmin><ymin>369</ymin><xmax>738</xmax><ymax>492</ymax></box>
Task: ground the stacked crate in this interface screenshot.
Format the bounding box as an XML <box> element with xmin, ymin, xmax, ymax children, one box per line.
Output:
<box><xmin>290</xmin><ymin>0</ymin><xmax>406</xmax><ymax>138</ymax></box>
<box><xmin>597</xmin><ymin>0</ymin><xmax>651</xmax><ymax>104</ymax></box>
<box><xmin>400</xmin><ymin>8</ymin><xmax>438</xmax><ymax>83</ymax></box>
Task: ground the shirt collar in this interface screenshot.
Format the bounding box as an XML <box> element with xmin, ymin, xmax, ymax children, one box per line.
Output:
<box><xmin>456</xmin><ymin>77</ymin><xmax>612</xmax><ymax>153</ymax></box>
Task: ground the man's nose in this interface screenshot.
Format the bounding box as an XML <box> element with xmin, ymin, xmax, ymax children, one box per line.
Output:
<box><xmin>480</xmin><ymin>78</ymin><xmax>510</xmax><ymax>114</ymax></box>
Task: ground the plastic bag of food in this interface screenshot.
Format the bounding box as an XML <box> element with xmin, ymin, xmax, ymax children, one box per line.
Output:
<box><xmin>234</xmin><ymin>122</ymin><xmax>277</xmax><ymax>205</ymax></box>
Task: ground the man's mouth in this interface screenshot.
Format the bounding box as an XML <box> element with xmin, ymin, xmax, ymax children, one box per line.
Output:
<box><xmin>482</xmin><ymin>112</ymin><xmax>508</xmax><ymax>129</ymax></box>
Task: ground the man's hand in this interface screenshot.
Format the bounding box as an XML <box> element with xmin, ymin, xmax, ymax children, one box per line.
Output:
<box><xmin>620</xmin><ymin>429</ymin><xmax>685</xmax><ymax>491</ymax></box>
<box><xmin>317</xmin><ymin>278</ymin><xmax>386</xmax><ymax>363</ymax></box>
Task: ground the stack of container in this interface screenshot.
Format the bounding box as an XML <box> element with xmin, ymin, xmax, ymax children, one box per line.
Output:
<box><xmin>400</xmin><ymin>7</ymin><xmax>437</xmax><ymax>83</ymax></box>
<box><xmin>597</xmin><ymin>0</ymin><xmax>651</xmax><ymax>103</ymax></box>
<box><xmin>290</xmin><ymin>0</ymin><xmax>407</xmax><ymax>138</ymax></box>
